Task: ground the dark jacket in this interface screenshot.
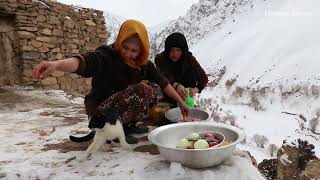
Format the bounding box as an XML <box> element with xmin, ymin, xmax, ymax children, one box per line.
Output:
<box><xmin>75</xmin><ymin>45</ymin><xmax>169</xmax><ymax>104</ymax></box>
<box><xmin>155</xmin><ymin>32</ymin><xmax>208</xmax><ymax>93</ymax></box>
<box><xmin>155</xmin><ymin>52</ymin><xmax>208</xmax><ymax>93</ymax></box>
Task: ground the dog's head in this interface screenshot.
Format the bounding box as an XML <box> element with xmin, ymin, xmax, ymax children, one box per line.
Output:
<box><xmin>88</xmin><ymin>111</ymin><xmax>120</xmax><ymax>129</ymax></box>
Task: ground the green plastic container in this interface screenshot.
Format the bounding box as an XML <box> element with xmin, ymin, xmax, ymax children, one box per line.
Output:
<box><xmin>178</xmin><ymin>87</ymin><xmax>195</xmax><ymax>107</ymax></box>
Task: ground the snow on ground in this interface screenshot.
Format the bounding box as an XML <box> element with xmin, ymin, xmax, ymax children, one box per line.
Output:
<box><xmin>0</xmin><ymin>87</ymin><xmax>264</xmax><ymax>179</ymax></box>
<box><xmin>198</xmin><ymin>86</ymin><xmax>320</xmax><ymax>163</ymax></box>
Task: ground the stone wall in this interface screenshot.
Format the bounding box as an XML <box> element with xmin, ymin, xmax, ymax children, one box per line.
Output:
<box><xmin>0</xmin><ymin>0</ymin><xmax>107</xmax><ymax>96</ymax></box>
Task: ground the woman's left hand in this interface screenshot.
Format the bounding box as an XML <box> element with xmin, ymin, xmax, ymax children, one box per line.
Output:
<box><xmin>189</xmin><ymin>87</ymin><xmax>199</xmax><ymax>97</ymax></box>
<box><xmin>178</xmin><ymin>102</ymin><xmax>189</xmax><ymax>121</ymax></box>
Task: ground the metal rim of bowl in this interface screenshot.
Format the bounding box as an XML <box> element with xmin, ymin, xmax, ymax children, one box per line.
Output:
<box><xmin>148</xmin><ymin>122</ymin><xmax>246</xmax><ymax>151</ymax></box>
<box><xmin>165</xmin><ymin>107</ymin><xmax>210</xmax><ymax>123</ymax></box>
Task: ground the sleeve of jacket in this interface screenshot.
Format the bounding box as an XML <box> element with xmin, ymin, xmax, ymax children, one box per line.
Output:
<box><xmin>154</xmin><ymin>54</ymin><xmax>175</xmax><ymax>84</ymax></box>
<box><xmin>147</xmin><ymin>61</ymin><xmax>170</xmax><ymax>89</ymax></box>
<box><xmin>190</xmin><ymin>56</ymin><xmax>208</xmax><ymax>93</ymax></box>
<box><xmin>74</xmin><ymin>45</ymin><xmax>112</xmax><ymax>78</ymax></box>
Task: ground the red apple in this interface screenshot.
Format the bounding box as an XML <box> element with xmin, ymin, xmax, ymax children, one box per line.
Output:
<box><xmin>209</xmin><ymin>142</ymin><xmax>219</xmax><ymax>147</ymax></box>
<box><xmin>203</xmin><ymin>133</ymin><xmax>217</xmax><ymax>139</ymax></box>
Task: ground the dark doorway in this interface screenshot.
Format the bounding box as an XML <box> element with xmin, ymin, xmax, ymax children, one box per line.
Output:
<box><xmin>0</xmin><ymin>13</ymin><xmax>17</xmax><ymax>86</ymax></box>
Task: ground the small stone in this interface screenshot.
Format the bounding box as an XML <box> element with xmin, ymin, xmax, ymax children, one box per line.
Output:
<box><xmin>29</xmin><ymin>40</ymin><xmax>43</xmax><ymax>48</ymax></box>
<box><xmin>41</xmin><ymin>77</ymin><xmax>57</xmax><ymax>86</ymax></box>
<box><xmin>17</xmin><ymin>31</ymin><xmax>36</xmax><ymax>39</ymax></box>
<box><xmin>52</xmin><ymin>48</ymin><xmax>60</xmax><ymax>53</ymax></box>
<box><xmin>21</xmin><ymin>46</ymin><xmax>34</xmax><ymax>51</ymax></box>
<box><xmin>19</xmin><ymin>39</ymin><xmax>28</xmax><ymax>46</ymax></box>
<box><xmin>72</xmin><ymin>39</ymin><xmax>79</xmax><ymax>44</ymax></box>
<box><xmin>85</xmin><ymin>20</ymin><xmax>96</xmax><ymax>26</ymax></box>
<box><xmin>66</xmin><ymin>44</ymin><xmax>77</xmax><ymax>49</ymax></box>
<box><xmin>85</xmin><ymin>78</ymin><xmax>91</xmax><ymax>85</ymax></box>
<box><xmin>17</xmin><ymin>26</ymin><xmax>38</xmax><ymax>32</ymax></box>
<box><xmin>38</xmin><ymin>46</ymin><xmax>49</xmax><ymax>53</ymax></box>
<box><xmin>48</xmin><ymin>16</ymin><xmax>60</xmax><ymax>24</ymax></box>
<box><xmin>40</xmin><ymin>28</ymin><xmax>52</xmax><ymax>35</ymax></box>
<box><xmin>22</xmin><ymin>69</ymin><xmax>32</xmax><ymax>77</ymax></box>
<box><xmin>21</xmin><ymin>52</ymin><xmax>40</xmax><ymax>59</ymax></box>
<box><xmin>71</xmin><ymin>49</ymin><xmax>79</xmax><ymax>54</ymax></box>
<box><xmin>69</xmin><ymin>74</ymin><xmax>79</xmax><ymax>79</ymax></box>
<box><xmin>43</xmin><ymin>43</ymin><xmax>56</xmax><ymax>48</ymax></box>
<box><xmin>51</xmin><ymin>71</ymin><xmax>64</xmax><ymax>77</ymax></box>
<box><xmin>85</xmin><ymin>46</ymin><xmax>96</xmax><ymax>51</ymax></box>
<box><xmin>64</xmin><ymin>19</ymin><xmax>74</xmax><ymax>29</ymax></box>
<box><xmin>56</xmin><ymin>53</ymin><xmax>63</xmax><ymax>59</ymax></box>
<box><xmin>98</xmin><ymin>33</ymin><xmax>107</xmax><ymax>39</ymax></box>
<box><xmin>43</xmin><ymin>84</ymin><xmax>60</xmax><ymax>90</ymax></box>
<box><xmin>36</xmin><ymin>15</ymin><xmax>46</xmax><ymax>22</ymax></box>
<box><xmin>52</xmin><ymin>29</ymin><xmax>63</xmax><ymax>36</ymax></box>
<box><xmin>36</xmin><ymin>36</ymin><xmax>51</xmax><ymax>43</ymax></box>
<box><xmin>15</xmin><ymin>15</ymin><xmax>28</xmax><ymax>21</ymax></box>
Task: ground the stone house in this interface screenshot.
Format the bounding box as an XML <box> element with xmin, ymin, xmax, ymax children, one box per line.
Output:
<box><xmin>0</xmin><ymin>0</ymin><xmax>107</xmax><ymax>96</ymax></box>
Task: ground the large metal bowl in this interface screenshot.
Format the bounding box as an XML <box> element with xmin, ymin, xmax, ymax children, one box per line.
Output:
<box><xmin>165</xmin><ymin>107</ymin><xmax>209</xmax><ymax>123</ymax></box>
<box><xmin>148</xmin><ymin>122</ymin><xmax>245</xmax><ymax>168</ymax></box>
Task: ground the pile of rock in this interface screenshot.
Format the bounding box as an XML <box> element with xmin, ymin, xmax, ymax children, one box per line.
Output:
<box><xmin>258</xmin><ymin>139</ymin><xmax>320</xmax><ymax>180</ymax></box>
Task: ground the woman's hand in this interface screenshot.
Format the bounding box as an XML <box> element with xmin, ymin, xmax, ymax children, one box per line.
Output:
<box><xmin>189</xmin><ymin>87</ymin><xmax>199</xmax><ymax>97</ymax></box>
<box><xmin>163</xmin><ymin>84</ymin><xmax>189</xmax><ymax>120</ymax></box>
<box><xmin>32</xmin><ymin>61</ymin><xmax>58</xmax><ymax>79</ymax></box>
<box><xmin>178</xmin><ymin>101</ymin><xmax>189</xmax><ymax>121</ymax></box>
<box><xmin>32</xmin><ymin>57</ymin><xmax>81</xmax><ymax>80</ymax></box>
<box><xmin>176</xmin><ymin>84</ymin><xmax>188</xmax><ymax>101</ymax></box>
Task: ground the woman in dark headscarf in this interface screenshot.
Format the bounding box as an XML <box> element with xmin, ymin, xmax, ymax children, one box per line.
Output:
<box><xmin>155</xmin><ymin>32</ymin><xmax>208</xmax><ymax>105</ymax></box>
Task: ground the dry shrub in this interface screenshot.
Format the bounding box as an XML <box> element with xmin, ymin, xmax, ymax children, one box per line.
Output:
<box><xmin>225</xmin><ymin>78</ymin><xmax>236</xmax><ymax>89</ymax></box>
<box><xmin>222</xmin><ymin>111</ymin><xmax>237</xmax><ymax>126</ymax></box>
<box><xmin>253</xmin><ymin>134</ymin><xmax>269</xmax><ymax>148</ymax></box>
<box><xmin>221</xmin><ymin>96</ymin><xmax>227</xmax><ymax>104</ymax></box>
<box><xmin>248</xmin><ymin>93</ymin><xmax>264</xmax><ymax>111</ymax></box>
<box><xmin>268</xmin><ymin>144</ymin><xmax>279</xmax><ymax>157</ymax></box>
<box><xmin>232</xmin><ymin>86</ymin><xmax>245</xmax><ymax>97</ymax></box>
<box><xmin>311</xmin><ymin>85</ymin><xmax>320</xmax><ymax>97</ymax></box>
<box><xmin>309</xmin><ymin>117</ymin><xmax>319</xmax><ymax>133</ymax></box>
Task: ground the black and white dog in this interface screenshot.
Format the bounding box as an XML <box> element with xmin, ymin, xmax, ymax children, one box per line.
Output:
<box><xmin>71</xmin><ymin>111</ymin><xmax>130</xmax><ymax>161</ymax></box>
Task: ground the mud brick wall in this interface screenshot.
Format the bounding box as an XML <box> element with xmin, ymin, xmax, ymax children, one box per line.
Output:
<box><xmin>0</xmin><ymin>0</ymin><xmax>107</xmax><ymax>96</ymax></box>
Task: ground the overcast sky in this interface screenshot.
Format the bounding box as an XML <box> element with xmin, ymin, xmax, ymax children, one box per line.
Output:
<box><xmin>58</xmin><ymin>0</ymin><xmax>198</xmax><ymax>27</ymax></box>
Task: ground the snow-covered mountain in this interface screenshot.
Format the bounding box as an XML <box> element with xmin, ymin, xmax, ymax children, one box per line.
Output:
<box><xmin>193</xmin><ymin>0</ymin><xmax>320</xmax><ymax>87</ymax></box>
<box><xmin>149</xmin><ymin>0</ymin><xmax>257</xmax><ymax>60</ymax></box>
<box><xmin>104</xmin><ymin>12</ymin><xmax>125</xmax><ymax>44</ymax></box>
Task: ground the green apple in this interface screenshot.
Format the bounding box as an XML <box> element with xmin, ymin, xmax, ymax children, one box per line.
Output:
<box><xmin>194</xmin><ymin>139</ymin><xmax>209</xmax><ymax>149</ymax></box>
<box><xmin>187</xmin><ymin>133</ymin><xmax>200</xmax><ymax>140</ymax></box>
<box><xmin>176</xmin><ymin>138</ymin><xmax>190</xmax><ymax>149</ymax></box>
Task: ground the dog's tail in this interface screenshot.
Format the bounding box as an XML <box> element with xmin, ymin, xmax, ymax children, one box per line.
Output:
<box><xmin>69</xmin><ymin>131</ymin><xmax>95</xmax><ymax>142</ymax></box>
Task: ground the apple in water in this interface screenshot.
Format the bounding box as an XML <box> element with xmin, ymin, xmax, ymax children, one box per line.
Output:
<box><xmin>176</xmin><ymin>138</ymin><xmax>190</xmax><ymax>149</ymax></box>
<box><xmin>209</xmin><ymin>142</ymin><xmax>219</xmax><ymax>147</ymax></box>
<box><xmin>203</xmin><ymin>133</ymin><xmax>218</xmax><ymax>139</ymax></box>
<box><xmin>176</xmin><ymin>139</ymin><xmax>194</xmax><ymax>149</ymax></box>
<box><xmin>187</xmin><ymin>141</ymin><xmax>194</xmax><ymax>149</ymax></box>
<box><xmin>194</xmin><ymin>139</ymin><xmax>209</xmax><ymax>149</ymax></box>
<box><xmin>187</xmin><ymin>133</ymin><xmax>200</xmax><ymax>140</ymax></box>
